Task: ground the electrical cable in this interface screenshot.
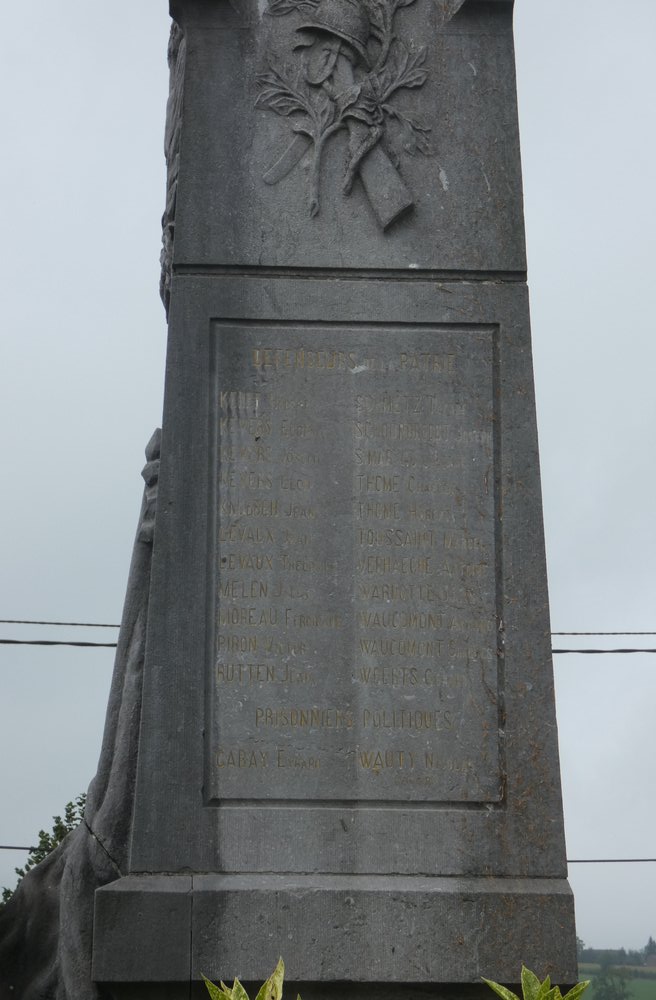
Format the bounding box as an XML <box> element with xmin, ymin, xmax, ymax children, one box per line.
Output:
<box><xmin>0</xmin><ymin>619</ymin><xmax>119</xmax><ymax>628</ymax></box>
<box><xmin>553</xmin><ymin>631</ymin><xmax>656</xmax><ymax>636</ymax></box>
<box><xmin>553</xmin><ymin>649</ymin><xmax>656</xmax><ymax>655</ymax></box>
<box><xmin>0</xmin><ymin>843</ymin><xmax>654</xmax><ymax>863</ymax></box>
<box><xmin>3</xmin><ymin>640</ymin><xmax>656</xmax><ymax>652</ymax></box>
<box><xmin>0</xmin><ymin>639</ymin><xmax>118</xmax><ymax>648</ymax></box>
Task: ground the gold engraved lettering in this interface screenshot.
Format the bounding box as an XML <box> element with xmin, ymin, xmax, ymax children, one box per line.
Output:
<box><xmin>406</xmin><ymin>474</ymin><xmax>468</xmax><ymax>495</ymax></box>
<box><xmin>282</xmin><ymin>449</ymin><xmax>320</xmax><ymax>465</ymax></box>
<box><xmin>262</xmin><ymin>637</ymin><xmax>307</xmax><ymax>654</ymax></box>
<box><xmin>269</xmin><ymin>395</ymin><xmax>308</xmax><ymax>411</ymax></box>
<box><xmin>424</xmin><ymin>752</ymin><xmax>474</xmax><ymax>773</ymax></box>
<box><xmin>422</xmin><ymin>667</ymin><xmax>465</xmax><ymax>687</ymax></box>
<box><xmin>280</xmin><ymin>475</ymin><xmax>311</xmax><ymax>491</ymax></box>
<box><xmin>280</xmin><ymin>420</ymin><xmax>319</xmax><ymax>439</ymax></box>
<box><xmin>217</xmin><ymin>634</ymin><xmax>258</xmax><ymax>652</ymax></box>
<box><xmin>352</xmin><ymin>421</ymin><xmax>451</xmax><ymax>444</ymax></box>
<box><xmin>220</xmin><ymin>390</ymin><xmax>261</xmax><ymax>415</ymax></box>
<box><xmin>255</xmin><ymin>707</ymin><xmax>354</xmax><ymax>729</ymax></box>
<box><xmin>221</xmin><ymin>553</ymin><xmax>273</xmax><ymax>571</ymax></box>
<box><xmin>218</xmin><ymin>606</ymin><xmax>278</xmax><ymax>626</ymax></box>
<box><xmin>220</xmin><ymin>416</ymin><xmax>271</xmax><ymax>436</ymax></box>
<box><xmin>398</xmin><ymin>353</ymin><xmax>456</xmax><ymax>374</ymax></box>
<box><xmin>362</xmin><ymin>708</ymin><xmax>453</xmax><ymax>730</ymax></box>
<box><xmin>216</xmin><ymin>747</ymin><xmax>269</xmax><ymax>768</ymax></box>
<box><xmin>357</xmin><ymin>665</ymin><xmax>418</xmax><ymax>686</ymax></box>
<box><xmin>408</xmin><ymin>505</ymin><xmax>459</xmax><ymax>525</ymax></box>
<box><xmin>356</xmin><ymin>501</ymin><xmax>402</xmax><ymax>520</ymax></box>
<box><xmin>251</xmin><ymin>347</ymin><xmax>358</xmax><ymax>371</ymax></box>
<box><xmin>271</xmin><ymin>580</ymin><xmax>310</xmax><ymax>599</ymax></box>
<box><xmin>284</xmin><ymin>608</ymin><xmax>342</xmax><ymax>628</ymax></box>
<box><xmin>443</xmin><ymin>532</ymin><xmax>486</xmax><ymax>553</ymax></box>
<box><xmin>283</xmin><ymin>502</ymin><xmax>315</xmax><ymax>518</ymax></box>
<box><xmin>240</xmin><ymin>472</ymin><xmax>272</xmax><ymax>490</ymax></box>
<box><xmin>354</xmin><ymin>448</ymin><xmax>394</xmax><ymax>467</ymax></box>
<box><xmin>219</xmin><ymin>579</ymin><xmax>269</xmax><ymax>598</ymax></box>
<box><xmin>218</xmin><ymin>525</ymin><xmax>275</xmax><ymax>544</ymax></box>
<box><xmin>216</xmin><ymin>663</ymin><xmax>311</xmax><ymax>684</ymax></box>
<box><xmin>276</xmin><ymin>748</ymin><xmax>320</xmax><ymax>769</ymax></box>
<box><xmin>357</xmin><ymin>473</ymin><xmax>401</xmax><ymax>493</ymax></box>
<box><xmin>358</xmin><ymin>749</ymin><xmax>415</xmax><ymax>771</ymax></box>
<box><xmin>280</xmin><ymin>552</ymin><xmax>335</xmax><ymax>573</ymax></box>
<box><xmin>357</xmin><ymin>609</ymin><xmax>442</xmax><ymax>630</ymax></box>
<box><xmin>357</xmin><ymin>527</ymin><xmax>436</xmax><ymax>549</ymax></box>
<box><xmin>355</xmin><ymin>392</ymin><xmax>455</xmax><ymax>415</ymax></box>
<box><xmin>358</xmin><ymin>637</ymin><xmax>439</xmax><ymax>657</ymax></box>
<box><xmin>219</xmin><ymin>499</ymin><xmax>279</xmax><ymax>517</ymax></box>
<box><xmin>219</xmin><ymin>470</ymin><xmax>237</xmax><ymax>487</ymax></box>
<box><xmin>356</xmin><ymin>555</ymin><xmax>431</xmax><ymax>575</ymax></box>
<box><xmin>357</xmin><ymin>581</ymin><xmax>440</xmax><ymax>601</ymax></box>
<box><xmin>222</xmin><ymin>443</ymin><xmax>270</xmax><ymax>463</ymax></box>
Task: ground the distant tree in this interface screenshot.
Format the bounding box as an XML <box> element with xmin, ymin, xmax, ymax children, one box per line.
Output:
<box><xmin>577</xmin><ymin>937</ymin><xmax>586</xmax><ymax>960</ymax></box>
<box><xmin>1</xmin><ymin>794</ymin><xmax>86</xmax><ymax>904</ymax></box>
<box><xmin>593</xmin><ymin>973</ymin><xmax>630</xmax><ymax>1000</ymax></box>
<box><xmin>645</xmin><ymin>937</ymin><xmax>656</xmax><ymax>957</ymax></box>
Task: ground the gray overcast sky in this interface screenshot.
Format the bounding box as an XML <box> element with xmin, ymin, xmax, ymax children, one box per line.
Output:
<box><xmin>1</xmin><ymin>0</ymin><xmax>655</xmax><ymax>954</ymax></box>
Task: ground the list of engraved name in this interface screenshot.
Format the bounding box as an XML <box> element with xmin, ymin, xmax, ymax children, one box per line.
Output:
<box><xmin>209</xmin><ymin>327</ymin><xmax>501</xmax><ymax>802</ymax></box>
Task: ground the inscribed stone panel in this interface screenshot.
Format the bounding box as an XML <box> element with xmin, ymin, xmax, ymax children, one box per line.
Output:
<box><xmin>207</xmin><ymin>322</ymin><xmax>501</xmax><ymax>803</ymax></box>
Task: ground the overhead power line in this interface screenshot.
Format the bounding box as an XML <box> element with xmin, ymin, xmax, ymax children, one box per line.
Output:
<box><xmin>553</xmin><ymin>648</ymin><xmax>656</xmax><ymax>655</ymax></box>
<box><xmin>0</xmin><ymin>639</ymin><xmax>118</xmax><ymax>648</ymax></box>
<box><xmin>553</xmin><ymin>631</ymin><xmax>656</xmax><ymax>636</ymax></box>
<box><xmin>568</xmin><ymin>858</ymin><xmax>656</xmax><ymax>864</ymax></box>
<box><xmin>3</xmin><ymin>621</ymin><xmax>656</xmax><ymax>635</ymax></box>
<box><xmin>0</xmin><ymin>842</ymin><xmax>654</xmax><ymax>865</ymax></box>
<box><xmin>0</xmin><ymin>619</ymin><xmax>120</xmax><ymax>628</ymax></box>
<box><xmin>3</xmin><ymin>640</ymin><xmax>656</xmax><ymax>653</ymax></box>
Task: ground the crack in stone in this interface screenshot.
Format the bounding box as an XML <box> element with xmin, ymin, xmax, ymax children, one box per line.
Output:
<box><xmin>83</xmin><ymin>818</ymin><xmax>122</xmax><ymax>877</ymax></box>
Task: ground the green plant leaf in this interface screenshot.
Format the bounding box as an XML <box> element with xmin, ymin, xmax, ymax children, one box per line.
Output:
<box><xmin>203</xmin><ymin>975</ymin><xmax>228</xmax><ymax>1000</ymax></box>
<box><xmin>482</xmin><ymin>978</ymin><xmax>520</xmax><ymax>1000</ymax></box>
<box><xmin>232</xmin><ymin>979</ymin><xmax>250</xmax><ymax>1000</ymax></box>
<box><xmin>255</xmin><ymin>959</ymin><xmax>285</xmax><ymax>1000</ymax></box>
<box><xmin>521</xmin><ymin>968</ymin><xmax>540</xmax><ymax>1000</ymax></box>
<box><xmin>522</xmin><ymin>967</ymin><xmax>545</xmax><ymax>1000</ymax></box>
<box><xmin>561</xmin><ymin>983</ymin><xmax>590</xmax><ymax>1000</ymax></box>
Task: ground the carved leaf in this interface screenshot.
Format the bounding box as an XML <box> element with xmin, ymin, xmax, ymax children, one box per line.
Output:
<box><xmin>378</xmin><ymin>41</ymin><xmax>428</xmax><ymax>100</ymax></box>
<box><xmin>317</xmin><ymin>93</ymin><xmax>336</xmax><ymax>132</ymax></box>
<box><xmin>345</xmin><ymin>105</ymin><xmax>378</xmax><ymax>126</ymax></box>
<box><xmin>382</xmin><ymin>104</ymin><xmax>432</xmax><ymax>155</ymax></box>
<box><xmin>256</xmin><ymin>62</ymin><xmax>313</xmax><ymax>119</ymax></box>
<box><xmin>363</xmin><ymin>0</ymin><xmax>390</xmax><ymax>34</ymax></box>
<box><xmin>266</xmin><ymin>0</ymin><xmax>318</xmax><ymax>15</ymax></box>
<box><xmin>335</xmin><ymin>82</ymin><xmax>362</xmax><ymax>117</ymax></box>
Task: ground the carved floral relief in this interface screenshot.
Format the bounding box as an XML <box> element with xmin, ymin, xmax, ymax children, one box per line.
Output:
<box><xmin>255</xmin><ymin>0</ymin><xmax>433</xmax><ymax>230</ymax></box>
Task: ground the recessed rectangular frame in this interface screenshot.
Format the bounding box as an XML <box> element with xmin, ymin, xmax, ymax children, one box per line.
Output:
<box><xmin>129</xmin><ymin>274</ymin><xmax>566</xmax><ymax>879</ymax></box>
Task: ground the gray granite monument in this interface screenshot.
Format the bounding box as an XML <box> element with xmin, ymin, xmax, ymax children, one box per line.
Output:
<box><xmin>1</xmin><ymin>0</ymin><xmax>579</xmax><ymax>997</ymax></box>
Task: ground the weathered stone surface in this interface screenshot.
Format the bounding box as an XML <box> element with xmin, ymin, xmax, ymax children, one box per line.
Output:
<box><xmin>94</xmin><ymin>0</ymin><xmax>576</xmax><ymax>990</ymax></box>
<box><xmin>95</xmin><ymin>270</ymin><xmax>576</xmax><ymax>995</ymax></box>
<box><xmin>2</xmin><ymin>0</ymin><xmax>578</xmax><ymax>995</ymax></box>
<box><xmin>0</xmin><ymin>435</ymin><xmax>160</xmax><ymax>1000</ymax></box>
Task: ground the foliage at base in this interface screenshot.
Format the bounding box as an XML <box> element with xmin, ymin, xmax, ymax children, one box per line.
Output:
<box><xmin>1</xmin><ymin>794</ymin><xmax>86</xmax><ymax>904</ymax></box>
<box><xmin>202</xmin><ymin>958</ymin><xmax>301</xmax><ymax>1000</ymax></box>
<box><xmin>483</xmin><ymin>965</ymin><xmax>591</xmax><ymax>1000</ymax></box>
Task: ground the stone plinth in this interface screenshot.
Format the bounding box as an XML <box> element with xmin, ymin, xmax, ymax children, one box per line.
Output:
<box><xmin>92</xmin><ymin>0</ymin><xmax>577</xmax><ymax>995</ymax></box>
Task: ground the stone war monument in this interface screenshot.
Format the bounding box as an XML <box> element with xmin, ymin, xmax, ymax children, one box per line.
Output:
<box><xmin>0</xmin><ymin>0</ymin><xmax>578</xmax><ymax>997</ymax></box>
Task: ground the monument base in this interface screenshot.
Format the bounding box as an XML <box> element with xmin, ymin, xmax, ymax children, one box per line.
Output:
<box><xmin>93</xmin><ymin>874</ymin><xmax>577</xmax><ymax>994</ymax></box>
